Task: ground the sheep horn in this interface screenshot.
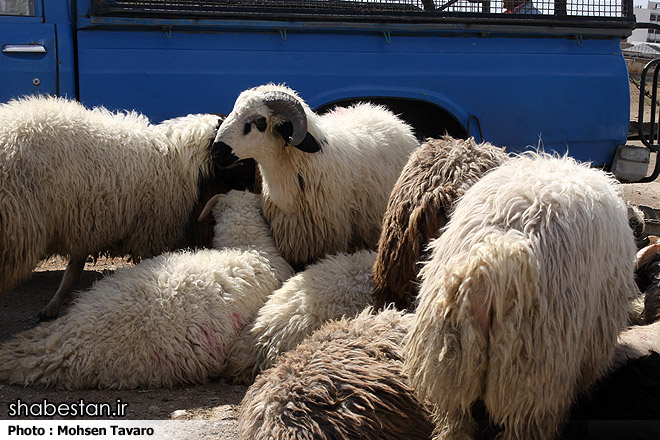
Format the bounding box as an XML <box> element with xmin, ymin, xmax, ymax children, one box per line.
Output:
<box><xmin>262</xmin><ymin>91</ymin><xmax>308</xmax><ymax>147</ymax></box>
<box><xmin>197</xmin><ymin>193</ymin><xmax>226</xmax><ymax>223</ymax></box>
<box><xmin>635</xmin><ymin>242</ymin><xmax>660</xmax><ymax>272</ymax></box>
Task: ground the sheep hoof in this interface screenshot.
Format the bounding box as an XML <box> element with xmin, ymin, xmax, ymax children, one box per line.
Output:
<box><xmin>37</xmin><ymin>306</ymin><xmax>59</xmax><ymax>322</ymax></box>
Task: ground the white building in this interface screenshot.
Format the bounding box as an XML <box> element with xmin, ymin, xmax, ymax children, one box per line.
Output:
<box><xmin>631</xmin><ymin>2</ymin><xmax>660</xmax><ymax>43</ymax></box>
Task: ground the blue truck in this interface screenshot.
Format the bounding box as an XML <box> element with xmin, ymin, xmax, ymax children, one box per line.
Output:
<box><xmin>1</xmin><ymin>0</ymin><xmax>646</xmax><ymax>179</ymax></box>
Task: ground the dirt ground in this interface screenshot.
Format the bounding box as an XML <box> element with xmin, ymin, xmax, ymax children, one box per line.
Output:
<box><xmin>1</xmin><ymin>79</ymin><xmax>660</xmax><ymax>438</ymax></box>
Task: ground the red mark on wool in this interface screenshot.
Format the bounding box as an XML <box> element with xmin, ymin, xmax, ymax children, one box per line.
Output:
<box><xmin>198</xmin><ymin>323</ymin><xmax>224</xmax><ymax>352</ymax></box>
<box><xmin>230</xmin><ymin>312</ymin><xmax>244</xmax><ymax>332</ymax></box>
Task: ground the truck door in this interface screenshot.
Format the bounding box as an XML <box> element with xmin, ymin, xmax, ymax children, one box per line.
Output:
<box><xmin>0</xmin><ymin>1</ymin><xmax>57</xmax><ymax>101</ymax></box>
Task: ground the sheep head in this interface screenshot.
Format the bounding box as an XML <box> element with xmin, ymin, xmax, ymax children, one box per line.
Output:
<box><xmin>211</xmin><ymin>85</ymin><xmax>321</xmax><ymax>169</ymax></box>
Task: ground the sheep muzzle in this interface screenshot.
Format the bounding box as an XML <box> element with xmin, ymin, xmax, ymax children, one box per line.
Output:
<box><xmin>211</xmin><ymin>141</ymin><xmax>239</xmax><ymax>168</ymax></box>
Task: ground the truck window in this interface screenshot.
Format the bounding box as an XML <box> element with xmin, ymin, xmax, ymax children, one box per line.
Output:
<box><xmin>0</xmin><ymin>0</ymin><xmax>34</xmax><ymax>16</ymax></box>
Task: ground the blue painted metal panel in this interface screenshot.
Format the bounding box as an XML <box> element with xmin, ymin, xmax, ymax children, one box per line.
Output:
<box><xmin>76</xmin><ymin>27</ymin><xmax>627</xmax><ymax>165</ymax></box>
<box><xmin>0</xmin><ymin>23</ymin><xmax>57</xmax><ymax>101</ymax></box>
<box><xmin>44</xmin><ymin>0</ymin><xmax>77</xmax><ymax>98</ymax></box>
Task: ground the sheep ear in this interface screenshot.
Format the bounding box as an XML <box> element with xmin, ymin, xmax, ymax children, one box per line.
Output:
<box><xmin>275</xmin><ymin>121</ymin><xmax>294</xmax><ymax>143</ymax></box>
<box><xmin>294</xmin><ymin>132</ymin><xmax>321</xmax><ymax>153</ymax></box>
<box><xmin>276</xmin><ymin>122</ymin><xmax>321</xmax><ymax>153</ymax></box>
<box><xmin>452</xmin><ymin>231</ymin><xmax>535</xmax><ymax>338</ymax></box>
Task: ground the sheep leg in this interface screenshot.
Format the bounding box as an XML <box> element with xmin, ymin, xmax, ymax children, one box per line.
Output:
<box><xmin>37</xmin><ymin>257</ymin><xmax>86</xmax><ymax>321</ymax></box>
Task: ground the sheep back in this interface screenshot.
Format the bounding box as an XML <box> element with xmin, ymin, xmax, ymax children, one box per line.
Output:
<box><xmin>405</xmin><ymin>153</ymin><xmax>637</xmax><ymax>440</ymax></box>
<box><xmin>238</xmin><ymin>308</ymin><xmax>434</xmax><ymax>440</ymax></box>
<box><xmin>0</xmin><ymin>247</ymin><xmax>281</xmax><ymax>390</ymax></box>
<box><xmin>372</xmin><ymin>136</ymin><xmax>508</xmax><ymax>310</ymax></box>
<box><xmin>612</xmin><ymin>320</ymin><xmax>660</xmax><ymax>368</ymax></box>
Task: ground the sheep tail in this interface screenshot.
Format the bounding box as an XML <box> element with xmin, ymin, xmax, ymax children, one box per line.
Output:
<box><xmin>405</xmin><ymin>229</ymin><xmax>537</xmax><ymax>437</ymax></box>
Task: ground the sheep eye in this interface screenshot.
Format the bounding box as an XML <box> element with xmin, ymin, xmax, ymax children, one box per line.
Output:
<box><xmin>243</xmin><ymin>122</ymin><xmax>251</xmax><ymax>135</ymax></box>
<box><xmin>254</xmin><ymin>117</ymin><xmax>267</xmax><ymax>132</ymax></box>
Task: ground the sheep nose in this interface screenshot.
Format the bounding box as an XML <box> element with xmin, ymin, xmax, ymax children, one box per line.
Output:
<box><xmin>211</xmin><ymin>141</ymin><xmax>239</xmax><ymax>168</ymax></box>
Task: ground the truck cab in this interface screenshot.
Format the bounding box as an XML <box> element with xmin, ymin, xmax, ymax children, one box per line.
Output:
<box><xmin>1</xmin><ymin>0</ymin><xmax>640</xmax><ymax>178</ymax></box>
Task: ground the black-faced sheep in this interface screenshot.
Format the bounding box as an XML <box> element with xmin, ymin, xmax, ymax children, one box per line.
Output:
<box><xmin>238</xmin><ymin>308</ymin><xmax>435</xmax><ymax>440</ymax></box>
<box><xmin>225</xmin><ymin>249</ymin><xmax>376</xmax><ymax>384</ymax></box>
<box><xmin>211</xmin><ymin>83</ymin><xmax>419</xmax><ymax>269</ymax></box>
<box><xmin>0</xmin><ymin>96</ymin><xmax>254</xmax><ymax>320</ymax></box>
<box><xmin>404</xmin><ymin>153</ymin><xmax>637</xmax><ymax>440</ymax></box>
<box><xmin>0</xmin><ymin>190</ymin><xmax>293</xmax><ymax>389</ymax></box>
<box><xmin>372</xmin><ymin>136</ymin><xmax>508</xmax><ymax>311</ymax></box>
<box><xmin>634</xmin><ymin>241</ymin><xmax>660</xmax><ymax>323</ymax></box>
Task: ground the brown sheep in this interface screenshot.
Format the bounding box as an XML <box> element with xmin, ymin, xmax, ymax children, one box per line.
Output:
<box><xmin>372</xmin><ymin>136</ymin><xmax>508</xmax><ymax>310</ymax></box>
<box><xmin>238</xmin><ymin>308</ymin><xmax>434</xmax><ymax>440</ymax></box>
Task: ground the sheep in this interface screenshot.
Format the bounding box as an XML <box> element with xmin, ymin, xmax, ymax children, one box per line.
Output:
<box><xmin>560</xmin><ymin>351</ymin><xmax>660</xmax><ymax>440</ymax></box>
<box><xmin>211</xmin><ymin>83</ymin><xmax>419</xmax><ymax>269</ymax></box>
<box><xmin>478</xmin><ymin>338</ymin><xmax>660</xmax><ymax>440</ymax></box>
<box><xmin>633</xmin><ymin>240</ymin><xmax>660</xmax><ymax>323</ymax></box>
<box><xmin>0</xmin><ymin>96</ymin><xmax>255</xmax><ymax>320</ymax></box>
<box><xmin>225</xmin><ymin>249</ymin><xmax>376</xmax><ymax>384</ymax></box>
<box><xmin>612</xmin><ymin>239</ymin><xmax>660</xmax><ymax>365</ymax></box>
<box><xmin>372</xmin><ymin>136</ymin><xmax>509</xmax><ymax>311</ymax></box>
<box><xmin>0</xmin><ymin>190</ymin><xmax>294</xmax><ymax>389</ymax></box>
<box><xmin>561</xmin><ymin>306</ymin><xmax>660</xmax><ymax>439</ymax></box>
<box><xmin>404</xmin><ymin>153</ymin><xmax>638</xmax><ymax>440</ymax></box>
<box><xmin>473</xmin><ymin>325</ymin><xmax>660</xmax><ymax>440</ymax></box>
<box><xmin>559</xmin><ymin>245</ymin><xmax>660</xmax><ymax>439</ymax></box>
<box><xmin>238</xmin><ymin>308</ymin><xmax>435</xmax><ymax>440</ymax></box>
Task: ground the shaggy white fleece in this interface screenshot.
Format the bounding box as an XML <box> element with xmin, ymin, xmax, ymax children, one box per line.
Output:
<box><xmin>0</xmin><ymin>191</ymin><xmax>293</xmax><ymax>389</ymax></box>
<box><xmin>0</xmin><ymin>95</ymin><xmax>222</xmax><ymax>318</ymax></box>
<box><xmin>225</xmin><ymin>249</ymin><xmax>376</xmax><ymax>384</ymax></box>
<box><xmin>404</xmin><ymin>153</ymin><xmax>637</xmax><ymax>440</ymax></box>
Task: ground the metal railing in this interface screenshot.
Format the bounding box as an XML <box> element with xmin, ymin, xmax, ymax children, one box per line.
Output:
<box><xmin>93</xmin><ymin>0</ymin><xmax>634</xmax><ymax>22</ymax></box>
<box><xmin>635</xmin><ymin>56</ymin><xmax>660</xmax><ymax>183</ymax></box>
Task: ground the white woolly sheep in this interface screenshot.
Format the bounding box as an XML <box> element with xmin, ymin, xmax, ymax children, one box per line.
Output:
<box><xmin>0</xmin><ymin>190</ymin><xmax>294</xmax><ymax>389</ymax></box>
<box><xmin>372</xmin><ymin>136</ymin><xmax>508</xmax><ymax>311</ymax></box>
<box><xmin>225</xmin><ymin>249</ymin><xmax>376</xmax><ymax>384</ymax></box>
<box><xmin>0</xmin><ymin>96</ymin><xmax>255</xmax><ymax>320</ymax></box>
<box><xmin>404</xmin><ymin>153</ymin><xmax>637</xmax><ymax>440</ymax></box>
<box><xmin>211</xmin><ymin>83</ymin><xmax>419</xmax><ymax>269</ymax></box>
<box><xmin>238</xmin><ymin>308</ymin><xmax>435</xmax><ymax>440</ymax></box>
